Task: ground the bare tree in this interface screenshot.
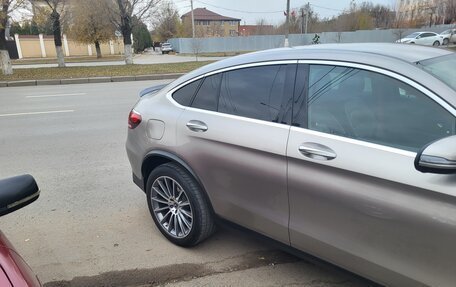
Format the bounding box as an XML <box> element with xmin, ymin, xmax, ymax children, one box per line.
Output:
<box><xmin>255</xmin><ymin>19</ymin><xmax>270</xmax><ymax>35</ymax></box>
<box><xmin>110</xmin><ymin>0</ymin><xmax>160</xmax><ymax>64</ymax></box>
<box><xmin>190</xmin><ymin>25</ymin><xmax>206</xmax><ymax>61</ymax></box>
<box><xmin>32</xmin><ymin>0</ymin><xmax>67</xmax><ymax>67</ymax></box>
<box><xmin>152</xmin><ymin>1</ymin><xmax>181</xmax><ymax>42</ymax></box>
<box><xmin>68</xmin><ymin>0</ymin><xmax>115</xmax><ymax>58</ymax></box>
<box><xmin>1</xmin><ymin>0</ymin><xmax>26</xmax><ymax>75</ymax></box>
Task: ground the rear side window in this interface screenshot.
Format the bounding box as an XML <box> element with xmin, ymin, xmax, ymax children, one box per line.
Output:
<box><xmin>172</xmin><ymin>79</ymin><xmax>202</xmax><ymax>106</ymax></box>
<box><xmin>192</xmin><ymin>74</ymin><xmax>222</xmax><ymax>111</ymax></box>
<box><xmin>218</xmin><ymin>65</ymin><xmax>290</xmax><ymax>122</ymax></box>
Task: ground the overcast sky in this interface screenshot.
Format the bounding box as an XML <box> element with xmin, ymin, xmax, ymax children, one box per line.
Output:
<box><xmin>172</xmin><ymin>0</ymin><xmax>397</xmax><ymax>25</ymax></box>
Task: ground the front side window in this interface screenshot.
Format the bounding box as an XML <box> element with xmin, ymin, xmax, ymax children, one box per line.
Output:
<box><xmin>218</xmin><ymin>65</ymin><xmax>292</xmax><ymax>123</ymax></box>
<box><xmin>299</xmin><ymin>64</ymin><xmax>455</xmax><ymax>152</ymax></box>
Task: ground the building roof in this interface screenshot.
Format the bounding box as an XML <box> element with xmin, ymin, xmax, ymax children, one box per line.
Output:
<box><xmin>181</xmin><ymin>8</ymin><xmax>241</xmax><ymax>22</ymax></box>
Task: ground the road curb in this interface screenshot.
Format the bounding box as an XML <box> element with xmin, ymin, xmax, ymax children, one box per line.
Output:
<box><xmin>0</xmin><ymin>73</ymin><xmax>184</xmax><ymax>88</ymax></box>
<box><xmin>7</xmin><ymin>80</ymin><xmax>37</xmax><ymax>87</ymax></box>
<box><xmin>36</xmin><ymin>79</ymin><xmax>61</xmax><ymax>86</ymax></box>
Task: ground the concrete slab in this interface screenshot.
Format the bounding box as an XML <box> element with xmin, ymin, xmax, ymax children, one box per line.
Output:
<box><xmin>88</xmin><ymin>77</ymin><xmax>112</xmax><ymax>83</ymax></box>
<box><xmin>0</xmin><ymin>82</ymin><xmax>7</xmax><ymax>87</ymax></box>
<box><xmin>7</xmin><ymin>80</ymin><xmax>37</xmax><ymax>87</ymax></box>
<box><xmin>36</xmin><ymin>79</ymin><xmax>61</xmax><ymax>86</ymax></box>
<box><xmin>60</xmin><ymin>78</ymin><xmax>89</xmax><ymax>85</ymax></box>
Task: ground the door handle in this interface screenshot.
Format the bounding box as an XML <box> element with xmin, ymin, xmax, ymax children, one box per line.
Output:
<box><xmin>186</xmin><ymin>120</ymin><xmax>208</xmax><ymax>132</ymax></box>
<box><xmin>298</xmin><ymin>143</ymin><xmax>337</xmax><ymax>160</ymax></box>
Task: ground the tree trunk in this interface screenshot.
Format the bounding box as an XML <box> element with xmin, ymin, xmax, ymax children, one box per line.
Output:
<box><xmin>51</xmin><ymin>10</ymin><xmax>65</xmax><ymax>68</ymax></box>
<box><xmin>0</xmin><ymin>2</ymin><xmax>12</xmax><ymax>75</ymax></box>
<box><xmin>0</xmin><ymin>29</ymin><xmax>12</xmax><ymax>75</ymax></box>
<box><xmin>124</xmin><ymin>44</ymin><xmax>133</xmax><ymax>64</ymax></box>
<box><xmin>56</xmin><ymin>46</ymin><xmax>65</xmax><ymax>68</ymax></box>
<box><xmin>95</xmin><ymin>41</ymin><xmax>102</xmax><ymax>58</ymax></box>
<box><xmin>123</xmin><ymin>31</ymin><xmax>133</xmax><ymax>64</ymax></box>
<box><xmin>0</xmin><ymin>50</ymin><xmax>13</xmax><ymax>75</ymax></box>
<box><xmin>119</xmin><ymin>4</ymin><xmax>133</xmax><ymax>65</ymax></box>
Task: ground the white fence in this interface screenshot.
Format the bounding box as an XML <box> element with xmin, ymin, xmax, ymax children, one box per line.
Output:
<box><xmin>169</xmin><ymin>25</ymin><xmax>454</xmax><ymax>54</ymax></box>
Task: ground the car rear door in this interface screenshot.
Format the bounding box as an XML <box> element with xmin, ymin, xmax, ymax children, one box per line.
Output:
<box><xmin>422</xmin><ymin>33</ymin><xmax>437</xmax><ymax>45</ymax></box>
<box><xmin>286</xmin><ymin>62</ymin><xmax>456</xmax><ymax>286</ymax></box>
<box><xmin>175</xmin><ymin>62</ymin><xmax>296</xmax><ymax>244</ymax></box>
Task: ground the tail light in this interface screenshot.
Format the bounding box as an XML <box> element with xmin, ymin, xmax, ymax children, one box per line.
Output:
<box><xmin>128</xmin><ymin>110</ymin><xmax>142</xmax><ymax>129</ymax></box>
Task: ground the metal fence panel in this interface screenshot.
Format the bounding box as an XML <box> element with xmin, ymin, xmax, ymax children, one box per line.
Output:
<box><xmin>169</xmin><ymin>24</ymin><xmax>454</xmax><ymax>54</ymax></box>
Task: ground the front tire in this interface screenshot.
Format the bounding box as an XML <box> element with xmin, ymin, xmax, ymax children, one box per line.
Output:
<box><xmin>443</xmin><ymin>38</ymin><xmax>449</xmax><ymax>45</ymax></box>
<box><xmin>433</xmin><ymin>41</ymin><xmax>440</xmax><ymax>46</ymax></box>
<box><xmin>146</xmin><ymin>163</ymin><xmax>216</xmax><ymax>246</ymax></box>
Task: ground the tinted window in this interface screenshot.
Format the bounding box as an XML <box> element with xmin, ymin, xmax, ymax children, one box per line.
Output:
<box><xmin>219</xmin><ymin>65</ymin><xmax>291</xmax><ymax>122</ymax></box>
<box><xmin>172</xmin><ymin>79</ymin><xmax>202</xmax><ymax>106</ymax></box>
<box><xmin>192</xmin><ymin>74</ymin><xmax>222</xmax><ymax>111</ymax></box>
<box><xmin>422</xmin><ymin>33</ymin><xmax>436</xmax><ymax>37</ymax></box>
<box><xmin>303</xmin><ymin>65</ymin><xmax>455</xmax><ymax>152</ymax></box>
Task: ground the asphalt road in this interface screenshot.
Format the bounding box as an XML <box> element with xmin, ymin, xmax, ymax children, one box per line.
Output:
<box><xmin>0</xmin><ymin>81</ymin><xmax>370</xmax><ymax>287</ymax></box>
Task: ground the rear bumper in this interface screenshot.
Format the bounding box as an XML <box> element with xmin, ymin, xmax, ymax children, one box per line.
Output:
<box><xmin>133</xmin><ymin>173</ymin><xmax>145</xmax><ymax>192</ymax></box>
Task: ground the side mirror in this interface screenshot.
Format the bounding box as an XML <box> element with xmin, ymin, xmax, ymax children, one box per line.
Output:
<box><xmin>416</xmin><ymin>36</ymin><xmax>421</xmax><ymax>39</ymax></box>
<box><xmin>415</xmin><ymin>136</ymin><xmax>456</xmax><ymax>174</ymax></box>
<box><xmin>0</xmin><ymin>175</ymin><xmax>40</xmax><ymax>216</ymax></box>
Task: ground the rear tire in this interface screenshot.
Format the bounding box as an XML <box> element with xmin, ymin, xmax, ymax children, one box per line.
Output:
<box><xmin>146</xmin><ymin>163</ymin><xmax>216</xmax><ymax>246</ymax></box>
<box><xmin>433</xmin><ymin>41</ymin><xmax>440</xmax><ymax>46</ymax></box>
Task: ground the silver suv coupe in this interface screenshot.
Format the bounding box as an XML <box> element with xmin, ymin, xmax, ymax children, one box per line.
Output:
<box><xmin>127</xmin><ymin>44</ymin><xmax>456</xmax><ymax>287</ymax></box>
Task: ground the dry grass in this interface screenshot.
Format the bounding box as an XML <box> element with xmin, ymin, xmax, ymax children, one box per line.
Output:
<box><xmin>12</xmin><ymin>55</ymin><xmax>124</xmax><ymax>65</ymax></box>
<box><xmin>0</xmin><ymin>61</ymin><xmax>214</xmax><ymax>81</ymax></box>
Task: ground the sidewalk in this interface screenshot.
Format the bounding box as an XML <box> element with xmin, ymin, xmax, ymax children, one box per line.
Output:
<box><xmin>12</xmin><ymin>51</ymin><xmax>227</xmax><ymax>69</ymax></box>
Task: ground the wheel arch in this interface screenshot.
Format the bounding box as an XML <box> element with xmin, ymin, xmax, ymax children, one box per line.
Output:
<box><xmin>141</xmin><ymin>150</ymin><xmax>216</xmax><ymax>213</ymax></box>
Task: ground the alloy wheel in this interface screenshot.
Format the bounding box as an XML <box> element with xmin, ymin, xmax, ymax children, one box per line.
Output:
<box><xmin>150</xmin><ymin>176</ymin><xmax>193</xmax><ymax>238</ymax></box>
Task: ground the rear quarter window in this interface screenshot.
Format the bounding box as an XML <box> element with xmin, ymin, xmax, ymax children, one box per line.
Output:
<box><xmin>172</xmin><ymin>79</ymin><xmax>202</xmax><ymax>106</ymax></box>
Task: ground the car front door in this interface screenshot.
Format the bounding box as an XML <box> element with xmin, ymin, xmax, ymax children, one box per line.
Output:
<box><xmin>287</xmin><ymin>62</ymin><xmax>456</xmax><ymax>286</ymax></box>
<box><xmin>175</xmin><ymin>62</ymin><xmax>296</xmax><ymax>244</ymax></box>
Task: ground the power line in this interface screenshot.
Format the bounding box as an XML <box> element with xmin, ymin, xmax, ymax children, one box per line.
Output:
<box><xmin>310</xmin><ymin>3</ymin><xmax>344</xmax><ymax>12</ymax></box>
<box><xmin>194</xmin><ymin>0</ymin><xmax>284</xmax><ymax>14</ymax></box>
<box><xmin>188</xmin><ymin>1</ymin><xmax>345</xmax><ymax>16</ymax></box>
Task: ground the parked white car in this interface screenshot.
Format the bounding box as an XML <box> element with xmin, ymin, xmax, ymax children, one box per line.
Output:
<box><xmin>396</xmin><ymin>31</ymin><xmax>443</xmax><ymax>46</ymax></box>
<box><xmin>160</xmin><ymin>42</ymin><xmax>174</xmax><ymax>54</ymax></box>
<box><xmin>440</xmin><ymin>28</ymin><xmax>456</xmax><ymax>45</ymax></box>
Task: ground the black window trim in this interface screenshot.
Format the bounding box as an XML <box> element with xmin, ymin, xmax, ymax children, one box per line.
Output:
<box><xmin>291</xmin><ymin>63</ymin><xmax>309</xmax><ymax>128</ymax></box>
<box><xmin>181</xmin><ymin>61</ymin><xmax>299</xmax><ymax>125</ymax></box>
<box><xmin>167</xmin><ymin>60</ymin><xmax>298</xmax><ymax>107</ymax></box>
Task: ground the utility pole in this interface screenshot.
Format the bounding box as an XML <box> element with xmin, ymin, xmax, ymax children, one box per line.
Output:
<box><xmin>305</xmin><ymin>2</ymin><xmax>310</xmax><ymax>34</ymax></box>
<box><xmin>190</xmin><ymin>0</ymin><xmax>195</xmax><ymax>38</ymax></box>
<box><xmin>284</xmin><ymin>0</ymin><xmax>290</xmax><ymax>47</ymax></box>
